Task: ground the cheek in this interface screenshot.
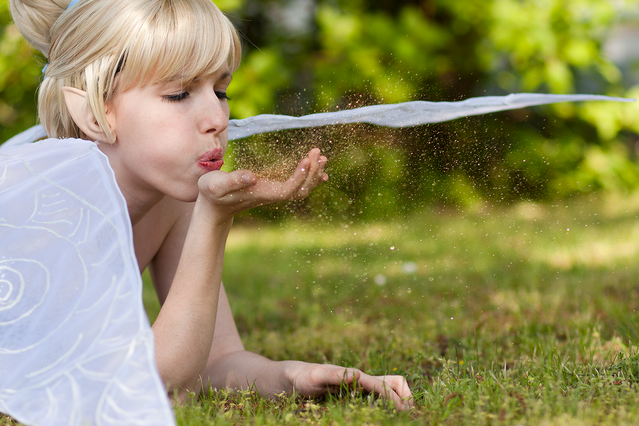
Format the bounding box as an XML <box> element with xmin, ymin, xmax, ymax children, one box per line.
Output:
<box><xmin>115</xmin><ymin>107</ymin><xmax>167</xmax><ymax>145</ymax></box>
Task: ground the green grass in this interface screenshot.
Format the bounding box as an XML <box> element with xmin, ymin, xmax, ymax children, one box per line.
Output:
<box><xmin>4</xmin><ymin>191</ymin><xmax>639</xmax><ymax>426</ymax></box>
<box><xmin>170</xmin><ymin>191</ymin><xmax>639</xmax><ymax>425</ymax></box>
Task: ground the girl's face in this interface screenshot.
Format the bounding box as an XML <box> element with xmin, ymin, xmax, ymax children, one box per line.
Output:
<box><xmin>101</xmin><ymin>64</ymin><xmax>232</xmax><ymax>204</ymax></box>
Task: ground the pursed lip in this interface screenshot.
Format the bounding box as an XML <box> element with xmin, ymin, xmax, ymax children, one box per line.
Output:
<box><xmin>198</xmin><ymin>148</ymin><xmax>225</xmax><ymax>172</ymax></box>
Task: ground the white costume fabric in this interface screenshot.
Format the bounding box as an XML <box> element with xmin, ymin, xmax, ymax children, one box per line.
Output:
<box><xmin>225</xmin><ymin>93</ymin><xmax>634</xmax><ymax>140</ymax></box>
<box><xmin>2</xmin><ymin>93</ymin><xmax>633</xmax><ymax>147</ymax></box>
<box><xmin>0</xmin><ymin>93</ymin><xmax>634</xmax><ymax>425</ymax></box>
<box><xmin>0</xmin><ymin>139</ymin><xmax>174</xmax><ymax>425</ymax></box>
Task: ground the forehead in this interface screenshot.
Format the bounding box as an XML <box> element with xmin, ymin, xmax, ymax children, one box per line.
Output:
<box><xmin>113</xmin><ymin>1</ymin><xmax>240</xmax><ymax>92</ymax></box>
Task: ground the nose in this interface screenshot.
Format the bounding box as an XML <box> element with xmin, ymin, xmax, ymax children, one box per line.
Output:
<box><xmin>199</xmin><ymin>89</ymin><xmax>229</xmax><ymax>135</ymax></box>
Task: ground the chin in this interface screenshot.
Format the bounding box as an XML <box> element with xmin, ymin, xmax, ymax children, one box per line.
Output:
<box><xmin>180</xmin><ymin>192</ymin><xmax>199</xmax><ymax>203</ymax></box>
<box><xmin>166</xmin><ymin>187</ymin><xmax>199</xmax><ymax>203</ymax></box>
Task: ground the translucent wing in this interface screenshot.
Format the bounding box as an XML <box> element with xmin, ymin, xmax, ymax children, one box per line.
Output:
<box><xmin>0</xmin><ymin>139</ymin><xmax>174</xmax><ymax>425</ymax></box>
<box><xmin>226</xmin><ymin>93</ymin><xmax>634</xmax><ymax>140</ymax></box>
<box><xmin>3</xmin><ymin>93</ymin><xmax>632</xmax><ymax>146</ymax></box>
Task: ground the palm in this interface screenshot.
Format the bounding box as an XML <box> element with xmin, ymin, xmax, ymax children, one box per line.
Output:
<box><xmin>197</xmin><ymin>148</ymin><xmax>327</xmax><ymax>219</ymax></box>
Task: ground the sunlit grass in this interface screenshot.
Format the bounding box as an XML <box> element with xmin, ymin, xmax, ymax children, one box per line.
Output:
<box><xmin>146</xmin><ymin>191</ymin><xmax>639</xmax><ymax>425</ymax></box>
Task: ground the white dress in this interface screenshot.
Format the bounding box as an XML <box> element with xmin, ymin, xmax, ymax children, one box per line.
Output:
<box><xmin>0</xmin><ymin>139</ymin><xmax>174</xmax><ymax>425</ymax></box>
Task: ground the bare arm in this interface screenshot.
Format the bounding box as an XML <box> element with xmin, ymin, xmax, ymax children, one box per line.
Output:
<box><xmin>148</xmin><ymin>149</ymin><xmax>327</xmax><ymax>400</ymax></box>
<box><xmin>150</xmin><ymin>193</ymin><xmax>232</xmax><ymax>399</ymax></box>
<box><xmin>148</xmin><ymin>149</ymin><xmax>412</xmax><ymax>409</ymax></box>
<box><xmin>155</xmin><ymin>251</ymin><xmax>412</xmax><ymax>409</ymax></box>
<box><xmin>204</xmin><ymin>349</ymin><xmax>413</xmax><ymax>409</ymax></box>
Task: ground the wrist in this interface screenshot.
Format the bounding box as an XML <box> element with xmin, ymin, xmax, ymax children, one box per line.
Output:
<box><xmin>281</xmin><ymin>360</ymin><xmax>305</xmax><ymax>394</ymax></box>
<box><xmin>193</xmin><ymin>196</ymin><xmax>234</xmax><ymax>230</ymax></box>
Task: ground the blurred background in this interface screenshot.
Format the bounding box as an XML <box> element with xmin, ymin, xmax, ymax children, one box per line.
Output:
<box><xmin>2</xmin><ymin>0</ymin><xmax>639</xmax><ymax>221</ymax></box>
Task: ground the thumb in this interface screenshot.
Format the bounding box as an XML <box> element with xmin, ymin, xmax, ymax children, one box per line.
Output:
<box><xmin>199</xmin><ymin>170</ymin><xmax>256</xmax><ymax>197</ymax></box>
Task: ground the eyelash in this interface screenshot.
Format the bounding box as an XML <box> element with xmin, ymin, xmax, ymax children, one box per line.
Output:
<box><xmin>162</xmin><ymin>91</ymin><xmax>231</xmax><ymax>103</ymax></box>
<box><xmin>215</xmin><ymin>91</ymin><xmax>231</xmax><ymax>101</ymax></box>
<box><xmin>163</xmin><ymin>92</ymin><xmax>189</xmax><ymax>103</ymax></box>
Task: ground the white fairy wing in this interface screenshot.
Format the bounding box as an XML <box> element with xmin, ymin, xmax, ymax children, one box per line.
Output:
<box><xmin>1</xmin><ymin>125</ymin><xmax>48</xmax><ymax>149</ymax></box>
<box><xmin>226</xmin><ymin>93</ymin><xmax>634</xmax><ymax>140</ymax></box>
<box><xmin>0</xmin><ymin>139</ymin><xmax>174</xmax><ymax>425</ymax></box>
<box><xmin>2</xmin><ymin>94</ymin><xmax>633</xmax><ymax>146</ymax></box>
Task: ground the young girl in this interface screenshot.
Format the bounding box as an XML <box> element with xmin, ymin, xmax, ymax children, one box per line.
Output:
<box><xmin>2</xmin><ymin>0</ymin><xmax>412</xmax><ymax>422</ymax></box>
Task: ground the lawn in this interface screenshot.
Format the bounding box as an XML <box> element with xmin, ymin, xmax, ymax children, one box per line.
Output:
<box><xmin>149</xmin><ymin>191</ymin><xmax>639</xmax><ymax>425</ymax></box>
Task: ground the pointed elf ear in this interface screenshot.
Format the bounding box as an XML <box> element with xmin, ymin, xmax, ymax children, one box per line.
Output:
<box><xmin>61</xmin><ymin>87</ymin><xmax>112</xmax><ymax>143</ymax></box>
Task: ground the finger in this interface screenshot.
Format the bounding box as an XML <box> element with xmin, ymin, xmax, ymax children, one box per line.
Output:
<box><xmin>307</xmin><ymin>148</ymin><xmax>321</xmax><ymax>175</ymax></box>
<box><xmin>354</xmin><ymin>374</ymin><xmax>408</xmax><ymax>411</ymax></box>
<box><xmin>309</xmin><ymin>367</ymin><xmax>410</xmax><ymax>410</ymax></box>
<box><xmin>319</xmin><ymin>155</ymin><xmax>328</xmax><ymax>171</ymax></box>
<box><xmin>292</xmin><ymin>149</ymin><xmax>325</xmax><ymax>199</ymax></box>
<box><xmin>374</xmin><ymin>375</ymin><xmax>414</xmax><ymax>407</ymax></box>
<box><xmin>374</xmin><ymin>376</ymin><xmax>412</xmax><ymax>398</ymax></box>
<box><xmin>308</xmin><ymin>152</ymin><xmax>329</xmax><ymax>185</ymax></box>
<box><xmin>329</xmin><ymin>369</ymin><xmax>403</xmax><ymax>409</ymax></box>
<box><xmin>304</xmin><ymin>149</ymin><xmax>324</xmax><ymax>186</ymax></box>
<box><xmin>319</xmin><ymin>156</ymin><xmax>329</xmax><ymax>182</ymax></box>
<box><xmin>278</xmin><ymin>156</ymin><xmax>311</xmax><ymax>199</ymax></box>
<box><xmin>199</xmin><ymin>169</ymin><xmax>256</xmax><ymax>199</ymax></box>
<box><xmin>218</xmin><ymin>170</ymin><xmax>257</xmax><ymax>198</ymax></box>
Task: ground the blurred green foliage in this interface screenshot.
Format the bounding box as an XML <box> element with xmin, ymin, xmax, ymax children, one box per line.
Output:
<box><xmin>2</xmin><ymin>0</ymin><xmax>639</xmax><ymax>219</ymax></box>
<box><xmin>0</xmin><ymin>0</ymin><xmax>43</xmax><ymax>142</ymax></box>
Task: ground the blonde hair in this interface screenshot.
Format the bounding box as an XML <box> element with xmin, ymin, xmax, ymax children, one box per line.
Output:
<box><xmin>10</xmin><ymin>0</ymin><xmax>241</xmax><ymax>143</ymax></box>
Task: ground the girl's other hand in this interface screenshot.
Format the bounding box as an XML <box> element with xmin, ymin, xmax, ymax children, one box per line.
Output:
<box><xmin>284</xmin><ymin>361</ymin><xmax>414</xmax><ymax>411</ymax></box>
<box><xmin>196</xmin><ymin>148</ymin><xmax>328</xmax><ymax>221</ymax></box>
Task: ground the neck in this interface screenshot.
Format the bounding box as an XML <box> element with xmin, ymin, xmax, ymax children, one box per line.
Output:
<box><xmin>98</xmin><ymin>142</ymin><xmax>165</xmax><ymax>226</ymax></box>
<box><xmin>122</xmin><ymin>186</ymin><xmax>165</xmax><ymax>225</ymax></box>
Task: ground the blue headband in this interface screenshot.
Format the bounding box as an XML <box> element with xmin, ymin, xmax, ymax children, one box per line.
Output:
<box><xmin>42</xmin><ymin>0</ymin><xmax>82</xmax><ymax>77</ymax></box>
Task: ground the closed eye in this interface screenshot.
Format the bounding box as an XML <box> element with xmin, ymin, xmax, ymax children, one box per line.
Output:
<box><xmin>215</xmin><ymin>91</ymin><xmax>231</xmax><ymax>101</ymax></box>
<box><xmin>163</xmin><ymin>92</ymin><xmax>190</xmax><ymax>103</ymax></box>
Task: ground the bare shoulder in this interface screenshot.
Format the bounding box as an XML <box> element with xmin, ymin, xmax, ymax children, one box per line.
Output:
<box><xmin>133</xmin><ymin>196</ymin><xmax>194</xmax><ymax>272</ymax></box>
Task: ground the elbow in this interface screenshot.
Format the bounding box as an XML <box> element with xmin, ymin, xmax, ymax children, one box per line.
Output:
<box><xmin>164</xmin><ymin>373</ymin><xmax>206</xmax><ymax>404</ymax></box>
<box><xmin>159</xmin><ymin>359</ymin><xmax>209</xmax><ymax>403</ymax></box>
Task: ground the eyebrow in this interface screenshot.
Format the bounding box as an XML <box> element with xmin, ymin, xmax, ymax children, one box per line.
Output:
<box><xmin>189</xmin><ymin>71</ymin><xmax>232</xmax><ymax>84</ymax></box>
<box><xmin>168</xmin><ymin>70</ymin><xmax>233</xmax><ymax>88</ymax></box>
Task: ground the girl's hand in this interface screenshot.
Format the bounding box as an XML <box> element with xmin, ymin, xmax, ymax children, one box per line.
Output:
<box><xmin>197</xmin><ymin>148</ymin><xmax>328</xmax><ymax>221</ymax></box>
<box><xmin>284</xmin><ymin>361</ymin><xmax>414</xmax><ymax>411</ymax></box>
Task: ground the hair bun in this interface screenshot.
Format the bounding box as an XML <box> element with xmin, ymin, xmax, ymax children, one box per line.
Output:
<box><xmin>9</xmin><ymin>0</ymin><xmax>71</xmax><ymax>56</ymax></box>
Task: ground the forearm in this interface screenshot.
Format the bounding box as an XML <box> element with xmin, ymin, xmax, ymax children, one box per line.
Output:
<box><xmin>203</xmin><ymin>350</ymin><xmax>297</xmax><ymax>397</ymax></box>
<box><xmin>204</xmin><ymin>350</ymin><xmax>414</xmax><ymax>410</ymax></box>
<box><xmin>152</xmin><ymin>199</ymin><xmax>232</xmax><ymax>397</ymax></box>
<box><xmin>149</xmin><ymin>156</ymin><xmax>328</xmax><ymax>400</ymax></box>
